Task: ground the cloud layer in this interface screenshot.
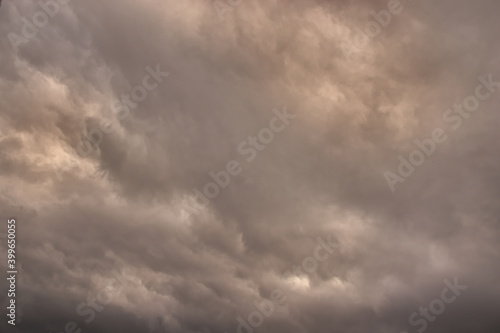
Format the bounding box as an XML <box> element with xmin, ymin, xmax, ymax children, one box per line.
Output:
<box><xmin>1</xmin><ymin>0</ymin><xmax>500</xmax><ymax>332</ymax></box>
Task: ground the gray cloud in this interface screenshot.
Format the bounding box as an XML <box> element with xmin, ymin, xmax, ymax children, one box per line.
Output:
<box><xmin>1</xmin><ymin>0</ymin><xmax>500</xmax><ymax>332</ymax></box>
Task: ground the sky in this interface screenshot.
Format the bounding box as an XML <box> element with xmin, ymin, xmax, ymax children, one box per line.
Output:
<box><xmin>1</xmin><ymin>0</ymin><xmax>500</xmax><ymax>332</ymax></box>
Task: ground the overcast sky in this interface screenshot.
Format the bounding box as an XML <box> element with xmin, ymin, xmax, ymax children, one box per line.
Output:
<box><xmin>1</xmin><ymin>0</ymin><xmax>500</xmax><ymax>332</ymax></box>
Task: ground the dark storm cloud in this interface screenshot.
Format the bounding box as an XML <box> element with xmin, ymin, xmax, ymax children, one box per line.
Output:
<box><xmin>1</xmin><ymin>0</ymin><xmax>499</xmax><ymax>333</ymax></box>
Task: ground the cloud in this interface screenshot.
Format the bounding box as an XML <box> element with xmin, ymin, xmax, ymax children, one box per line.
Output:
<box><xmin>1</xmin><ymin>0</ymin><xmax>500</xmax><ymax>332</ymax></box>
